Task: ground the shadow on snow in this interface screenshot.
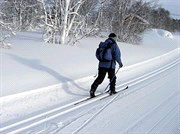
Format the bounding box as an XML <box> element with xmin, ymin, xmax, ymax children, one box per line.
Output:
<box><xmin>7</xmin><ymin>54</ymin><xmax>88</xmax><ymax>97</ymax></box>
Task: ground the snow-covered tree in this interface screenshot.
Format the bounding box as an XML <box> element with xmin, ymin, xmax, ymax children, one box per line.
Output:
<box><xmin>1</xmin><ymin>0</ymin><xmax>42</xmax><ymax>31</ymax></box>
<box><xmin>0</xmin><ymin>2</ymin><xmax>16</xmax><ymax>49</ymax></box>
<box><xmin>39</xmin><ymin>0</ymin><xmax>99</xmax><ymax>45</ymax></box>
<box><xmin>98</xmin><ymin>0</ymin><xmax>151</xmax><ymax>44</ymax></box>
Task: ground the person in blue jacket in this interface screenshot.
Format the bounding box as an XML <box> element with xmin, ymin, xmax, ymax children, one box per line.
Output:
<box><xmin>90</xmin><ymin>33</ymin><xmax>123</xmax><ymax>98</ymax></box>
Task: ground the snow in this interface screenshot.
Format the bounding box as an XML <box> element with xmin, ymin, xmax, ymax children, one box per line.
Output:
<box><xmin>156</xmin><ymin>29</ymin><xmax>174</xmax><ymax>38</ymax></box>
<box><xmin>0</xmin><ymin>29</ymin><xmax>180</xmax><ymax>133</ymax></box>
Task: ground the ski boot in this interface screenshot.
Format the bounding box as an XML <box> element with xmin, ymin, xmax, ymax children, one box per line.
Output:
<box><xmin>90</xmin><ymin>90</ymin><xmax>95</xmax><ymax>98</ymax></box>
<box><xmin>109</xmin><ymin>90</ymin><xmax>117</xmax><ymax>95</ymax></box>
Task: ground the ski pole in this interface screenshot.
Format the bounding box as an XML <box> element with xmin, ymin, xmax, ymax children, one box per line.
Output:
<box><xmin>104</xmin><ymin>67</ymin><xmax>121</xmax><ymax>92</ymax></box>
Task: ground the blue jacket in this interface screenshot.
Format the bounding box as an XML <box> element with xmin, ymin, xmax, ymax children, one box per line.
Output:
<box><xmin>96</xmin><ymin>38</ymin><xmax>122</xmax><ymax>69</ymax></box>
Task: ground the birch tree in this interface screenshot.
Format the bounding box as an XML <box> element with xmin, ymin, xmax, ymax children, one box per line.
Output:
<box><xmin>0</xmin><ymin>2</ymin><xmax>15</xmax><ymax>49</ymax></box>
<box><xmin>1</xmin><ymin>0</ymin><xmax>42</xmax><ymax>31</ymax></box>
<box><xmin>40</xmin><ymin>0</ymin><xmax>99</xmax><ymax>45</ymax></box>
<box><xmin>121</xmin><ymin>0</ymin><xmax>151</xmax><ymax>43</ymax></box>
<box><xmin>99</xmin><ymin>0</ymin><xmax>150</xmax><ymax>44</ymax></box>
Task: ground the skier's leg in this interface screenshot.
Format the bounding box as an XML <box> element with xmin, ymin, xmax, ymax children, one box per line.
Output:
<box><xmin>90</xmin><ymin>68</ymin><xmax>107</xmax><ymax>95</ymax></box>
<box><xmin>108</xmin><ymin>69</ymin><xmax>116</xmax><ymax>93</ymax></box>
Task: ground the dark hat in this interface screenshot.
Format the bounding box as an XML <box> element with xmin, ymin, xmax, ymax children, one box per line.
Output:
<box><xmin>109</xmin><ymin>33</ymin><xmax>117</xmax><ymax>38</ymax></box>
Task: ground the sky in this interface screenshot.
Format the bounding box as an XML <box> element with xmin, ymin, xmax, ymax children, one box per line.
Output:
<box><xmin>145</xmin><ymin>0</ymin><xmax>180</xmax><ymax>19</ymax></box>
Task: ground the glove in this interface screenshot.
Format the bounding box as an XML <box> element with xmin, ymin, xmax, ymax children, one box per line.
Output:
<box><xmin>119</xmin><ymin>62</ymin><xmax>123</xmax><ymax>68</ymax></box>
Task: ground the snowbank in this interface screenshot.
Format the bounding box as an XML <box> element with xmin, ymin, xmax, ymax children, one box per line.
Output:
<box><xmin>156</xmin><ymin>29</ymin><xmax>174</xmax><ymax>38</ymax></box>
<box><xmin>143</xmin><ymin>29</ymin><xmax>174</xmax><ymax>39</ymax></box>
<box><xmin>141</xmin><ymin>29</ymin><xmax>179</xmax><ymax>49</ymax></box>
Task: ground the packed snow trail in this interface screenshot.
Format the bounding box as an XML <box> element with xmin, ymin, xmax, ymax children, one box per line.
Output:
<box><xmin>0</xmin><ymin>51</ymin><xmax>179</xmax><ymax>133</ymax></box>
<box><xmin>60</xmin><ymin>62</ymin><xmax>180</xmax><ymax>134</ymax></box>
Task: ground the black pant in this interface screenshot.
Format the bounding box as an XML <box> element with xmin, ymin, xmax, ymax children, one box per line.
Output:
<box><xmin>91</xmin><ymin>67</ymin><xmax>116</xmax><ymax>93</ymax></box>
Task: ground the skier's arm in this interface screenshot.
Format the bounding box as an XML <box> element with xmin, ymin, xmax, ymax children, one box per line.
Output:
<box><xmin>114</xmin><ymin>44</ymin><xmax>123</xmax><ymax>67</ymax></box>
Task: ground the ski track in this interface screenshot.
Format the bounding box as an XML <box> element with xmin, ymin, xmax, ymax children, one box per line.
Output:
<box><xmin>63</xmin><ymin>62</ymin><xmax>180</xmax><ymax>134</ymax></box>
<box><xmin>0</xmin><ymin>50</ymin><xmax>179</xmax><ymax>134</ymax></box>
<box><xmin>121</xmin><ymin>90</ymin><xmax>179</xmax><ymax>134</ymax></box>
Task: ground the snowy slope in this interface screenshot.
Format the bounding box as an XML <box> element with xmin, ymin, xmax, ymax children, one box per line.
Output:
<box><xmin>0</xmin><ymin>29</ymin><xmax>180</xmax><ymax>133</ymax></box>
<box><xmin>1</xmin><ymin>29</ymin><xmax>179</xmax><ymax>97</ymax></box>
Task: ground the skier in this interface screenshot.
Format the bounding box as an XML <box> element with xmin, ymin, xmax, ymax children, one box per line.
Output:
<box><xmin>90</xmin><ymin>33</ymin><xmax>123</xmax><ymax>98</ymax></box>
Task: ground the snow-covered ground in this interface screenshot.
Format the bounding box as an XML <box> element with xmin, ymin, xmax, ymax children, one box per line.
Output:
<box><xmin>0</xmin><ymin>29</ymin><xmax>180</xmax><ymax>133</ymax></box>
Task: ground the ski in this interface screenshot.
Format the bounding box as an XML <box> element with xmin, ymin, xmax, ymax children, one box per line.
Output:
<box><xmin>100</xmin><ymin>86</ymin><xmax>128</xmax><ymax>100</ymax></box>
<box><xmin>118</xmin><ymin>86</ymin><xmax>128</xmax><ymax>92</ymax></box>
<box><xmin>74</xmin><ymin>86</ymin><xmax>128</xmax><ymax>105</ymax></box>
<box><xmin>74</xmin><ymin>93</ymin><xmax>103</xmax><ymax>105</ymax></box>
